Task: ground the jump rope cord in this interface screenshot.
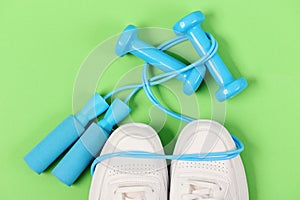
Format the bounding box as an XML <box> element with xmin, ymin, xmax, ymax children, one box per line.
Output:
<box><xmin>91</xmin><ymin>33</ymin><xmax>243</xmax><ymax>174</ymax></box>
<box><xmin>91</xmin><ymin>134</ymin><xmax>244</xmax><ymax>175</ymax></box>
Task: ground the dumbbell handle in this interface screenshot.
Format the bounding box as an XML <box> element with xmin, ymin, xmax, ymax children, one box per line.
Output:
<box><xmin>185</xmin><ymin>27</ymin><xmax>234</xmax><ymax>86</ymax></box>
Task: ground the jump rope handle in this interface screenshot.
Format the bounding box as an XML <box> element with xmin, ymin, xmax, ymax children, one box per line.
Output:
<box><xmin>52</xmin><ymin>98</ymin><xmax>131</xmax><ymax>186</ymax></box>
<box><xmin>24</xmin><ymin>93</ymin><xmax>109</xmax><ymax>174</ymax></box>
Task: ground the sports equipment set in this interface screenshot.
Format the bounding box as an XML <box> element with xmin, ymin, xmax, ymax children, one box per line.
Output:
<box><xmin>24</xmin><ymin>11</ymin><xmax>249</xmax><ymax>199</ymax></box>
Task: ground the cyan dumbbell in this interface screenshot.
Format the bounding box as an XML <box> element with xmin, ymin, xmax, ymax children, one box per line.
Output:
<box><xmin>24</xmin><ymin>93</ymin><xmax>109</xmax><ymax>174</ymax></box>
<box><xmin>115</xmin><ymin>25</ymin><xmax>206</xmax><ymax>95</ymax></box>
<box><xmin>173</xmin><ymin>11</ymin><xmax>248</xmax><ymax>101</ymax></box>
<box><xmin>52</xmin><ymin>98</ymin><xmax>131</xmax><ymax>186</ymax></box>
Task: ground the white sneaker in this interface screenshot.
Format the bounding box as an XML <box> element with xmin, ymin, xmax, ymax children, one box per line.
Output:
<box><xmin>170</xmin><ymin>120</ymin><xmax>249</xmax><ymax>200</ymax></box>
<box><xmin>89</xmin><ymin>123</ymin><xmax>168</xmax><ymax>200</ymax></box>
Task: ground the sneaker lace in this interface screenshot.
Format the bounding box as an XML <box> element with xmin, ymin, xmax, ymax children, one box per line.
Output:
<box><xmin>115</xmin><ymin>186</ymin><xmax>153</xmax><ymax>200</ymax></box>
<box><xmin>182</xmin><ymin>181</ymin><xmax>223</xmax><ymax>200</ymax></box>
<box><xmin>123</xmin><ymin>193</ymin><xmax>144</xmax><ymax>200</ymax></box>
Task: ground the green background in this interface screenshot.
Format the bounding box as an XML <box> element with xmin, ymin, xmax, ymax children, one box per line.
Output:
<box><xmin>1</xmin><ymin>0</ymin><xmax>299</xmax><ymax>199</ymax></box>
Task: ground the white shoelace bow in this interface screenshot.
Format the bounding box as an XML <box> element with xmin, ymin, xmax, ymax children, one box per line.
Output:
<box><xmin>182</xmin><ymin>181</ymin><xmax>223</xmax><ymax>200</ymax></box>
